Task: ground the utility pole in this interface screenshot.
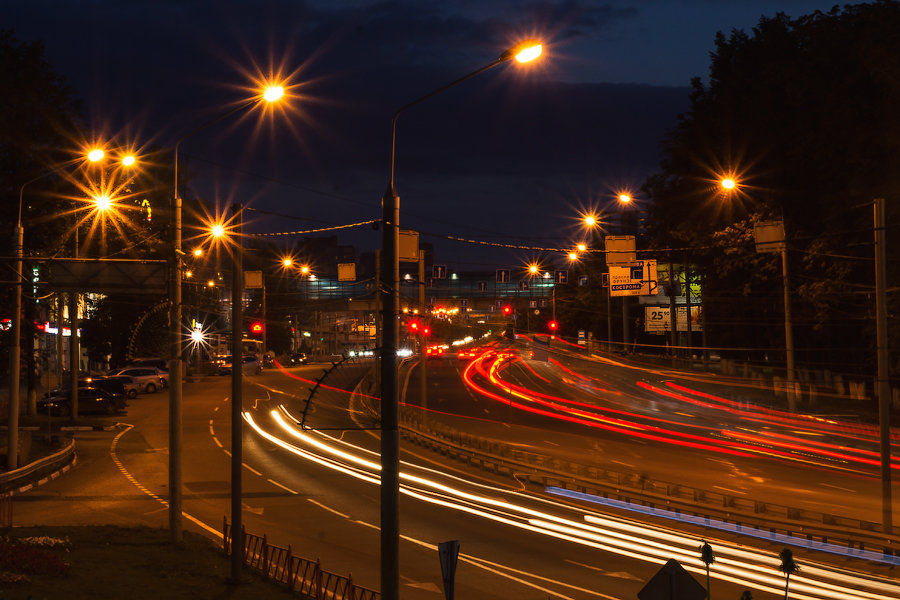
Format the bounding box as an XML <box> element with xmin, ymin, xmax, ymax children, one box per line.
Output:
<box><xmin>230</xmin><ymin>203</ymin><xmax>244</xmax><ymax>580</ymax></box>
<box><xmin>418</xmin><ymin>250</ymin><xmax>427</xmax><ymax>425</ymax></box>
<box><xmin>874</xmin><ymin>197</ymin><xmax>893</xmax><ymax>535</ymax></box>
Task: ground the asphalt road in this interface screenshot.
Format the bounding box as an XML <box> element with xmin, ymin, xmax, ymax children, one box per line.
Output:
<box><xmin>11</xmin><ymin>357</ymin><xmax>900</xmax><ymax>600</ymax></box>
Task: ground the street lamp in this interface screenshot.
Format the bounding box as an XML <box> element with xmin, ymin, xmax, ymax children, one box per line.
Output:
<box><xmin>379</xmin><ymin>39</ymin><xmax>541</xmax><ymax>599</ymax></box>
<box><xmin>9</xmin><ymin>148</ymin><xmax>134</xmax><ymax>468</ymax></box>
<box><xmin>169</xmin><ymin>84</ymin><xmax>285</xmax><ymax>549</ymax></box>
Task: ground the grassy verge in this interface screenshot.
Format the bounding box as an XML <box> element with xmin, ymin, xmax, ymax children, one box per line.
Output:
<box><xmin>0</xmin><ymin>525</ymin><xmax>298</xmax><ymax>599</ymax></box>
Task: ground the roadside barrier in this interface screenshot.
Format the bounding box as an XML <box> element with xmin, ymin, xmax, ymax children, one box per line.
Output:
<box><xmin>224</xmin><ymin>517</ymin><xmax>379</xmax><ymax>600</ymax></box>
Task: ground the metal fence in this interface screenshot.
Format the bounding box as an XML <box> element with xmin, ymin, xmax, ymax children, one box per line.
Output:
<box><xmin>224</xmin><ymin>518</ymin><xmax>379</xmax><ymax>600</ymax></box>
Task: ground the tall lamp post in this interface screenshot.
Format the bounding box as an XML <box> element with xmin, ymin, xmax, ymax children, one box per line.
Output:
<box><xmin>379</xmin><ymin>39</ymin><xmax>542</xmax><ymax>600</ymax></box>
<box><xmin>169</xmin><ymin>84</ymin><xmax>284</xmax><ymax>545</ymax></box>
<box><xmin>9</xmin><ymin>149</ymin><xmax>133</xmax><ymax>468</ymax></box>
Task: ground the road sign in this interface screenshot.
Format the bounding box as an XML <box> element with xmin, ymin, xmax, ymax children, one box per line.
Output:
<box><xmin>609</xmin><ymin>260</ymin><xmax>658</xmax><ymax>297</ymax></box>
<box><xmin>554</xmin><ymin>270</ymin><xmax>568</xmax><ymax>284</ymax></box>
<box><xmin>478</xmin><ymin>281</ymin><xmax>487</xmax><ymax>292</ymax></box>
<box><xmin>579</xmin><ymin>275</ymin><xmax>589</xmax><ymax>287</ymax></box>
<box><xmin>399</xmin><ymin>229</ymin><xmax>420</xmax><ymax>263</ymax></box>
<box><xmin>244</xmin><ymin>270</ymin><xmax>263</xmax><ymax>289</ymax></box>
<box><xmin>337</xmin><ymin>262</ymin><xmax>356</xmax><ymax>281</ymax></box>
<box><xmin>519</xmin><ymin>280</ymin><xmax>528</xmax><ymax>290</ymax></box>
<box><xmin>605</xmin><ymin>235</ymin><xmax>637</xmax><ymax>266</ymax></box>
<box><xmin>638</xmin><ymin>559</ymin><xmax>705</xmax><ymax>600</ymax></box>
<box><xmin>496</xmin><ymin>269</ymin><xmax>510</xmax><ymax>283</ymax></box>
<box><xmin>433</xmin><ymin>264</ymin><xmax>448</xmax><ymax>279</ymax></box>
<box><xmin>459</xmin><ymin>298</ymin><xmax>468</xmax><ymax>307</ymax></box>
<box><xmin>577</xmin><ymin>330</ymin><xmax>586</xmax><ymax>345</ymax></box>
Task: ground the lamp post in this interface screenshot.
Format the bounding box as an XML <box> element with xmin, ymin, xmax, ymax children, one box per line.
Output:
<box><xmin>9</xmin><ymin>150</ymin><xmax>132</xmax><ymax>468</ymax></box>
<box><xmin>379</xmin><ymin>39</ymin><xmax>541</xmax><ymax>600</ymax></box>
<box><xmin>169</xmin><ymin>85</ymin><xmax>284</xmax><ymax>545</ymax></box>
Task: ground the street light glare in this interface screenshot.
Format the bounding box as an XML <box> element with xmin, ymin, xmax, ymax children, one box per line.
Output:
<box><xmin>300</xmin><ymin>265</ymin><xmax>310</xmax><ymax>275</ymax></box>
<box><xmin>585</xmin><ymin>215</ymin><xmax>597</xmax><ymax>227</ymax></box>
<box><xmin>282</xmin><ymin>257</ymin><xmax>292</xmax><ymax>267</ymax></box>
<box><xmin>121</xmin><ymin>155</ymin><xmax>136</xmax><ymax>167</ymax></box>
<box><xmin>193</xmin><ymin>248</ymin><xmax>203</xmax><ymax>257</ymax></box>
<box><xmin>211</xmin><ymin>224</ymin><xmax>225</xmax><ymax>238</ymax></box>
<box><xmin>619</xmin><ymin>193</ymin><xmax>632</xmax><ymax>203</ymax></box>
<box><xmin>577</xmin><ymin>242</ymin><xmax>587</xmax><ymax>252</ymax></box>
<box><xmin>515</xmin><ymin>42</ymin><xmax>543</xmax><ymax>63</ymax></box>
<box><xmin>87</xmin><ymin>149</ymin><xmax>105</xmax><ymax>162</ymax></box>
<box><xmin>263</xmin><ymin>86</ymin><xmax>284</xmax><ymax>102</ymax></box>
<box><xmin>568</xmin><ymin>251</ymin><xmax>578</xmax><ymax>260</ymax></box>
<box><xmin>93</xmin><ymin>194</ymin><xmax>112</xmax><ymax>211</ymax></box>
<box><xmin>721</xmin><ymin>178</ymin><xmax>736</xmax><ymax>190</ymax></box>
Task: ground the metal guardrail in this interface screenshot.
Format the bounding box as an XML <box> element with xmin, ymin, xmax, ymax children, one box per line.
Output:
<box><xmin>0</xmin><ymin>438</ymin><xmax>75</xmax><ymax>492</ymax></box>
<box><xmin>224</xmin><ymin>518</ymin><xmax>379</xmax><ymax>600</ymax></box>
<box><xmin>397</xmin><ymin>409</ymin><xmax>900</xmax><ymax>561</ymax></box>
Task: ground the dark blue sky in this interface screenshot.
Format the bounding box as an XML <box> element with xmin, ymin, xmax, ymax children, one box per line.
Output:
<box><xmin>8</xmin><ymin>0</ymin><xmax>840</xmax><ymax>270</ymax></box>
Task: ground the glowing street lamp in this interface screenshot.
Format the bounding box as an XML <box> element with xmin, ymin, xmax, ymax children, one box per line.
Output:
<box><xmin>379</xmin><ymin>39</ymin><xmax>543</xmax><ymax>600</ymax></box>
<box><xmin>169</xmin><ymin>81</ymin><xmax>286</xmax><ymax>551</ymax></box>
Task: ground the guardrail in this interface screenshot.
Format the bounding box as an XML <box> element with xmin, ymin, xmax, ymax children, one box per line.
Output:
<box><xmin>224</xmin><ymin>518</ymin><xmax>379</xmax><ymax>600</ymax></box>
<box><xmin>0</xmin><ymin>437</ymin><xmax>75</xmax><ymax>493</ymax></box>
<box><xmin>398</xmin><ymin>408</ymin><xmax>900</xmax><ymax>562</ymax></box>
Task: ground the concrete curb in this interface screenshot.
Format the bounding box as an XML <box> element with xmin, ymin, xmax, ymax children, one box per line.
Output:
<box><xmin>8</xmin><ymin>454</ymin><xmax>77</xmax><ymax>495</ymax></box>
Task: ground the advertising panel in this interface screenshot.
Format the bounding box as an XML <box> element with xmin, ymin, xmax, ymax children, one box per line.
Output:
<box><xmin>644</xmin><ymin>305</ymin><xmax>703</xmax><ymax>333</ymax></box>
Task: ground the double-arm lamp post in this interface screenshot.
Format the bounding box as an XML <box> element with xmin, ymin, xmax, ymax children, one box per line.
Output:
<box><xmin>9</xmin><ymin>149</ymin><xmax>135</xmax><ymax>469</ymax></box>
<box><xmin>168</xmin><ymin>85</ymin><xmax>284</xmax><ymax>546</ymax></box>
<box><xmin>378</xmin><ymin>39</ymin><xmax>542</xmax><ymax>600</ymax></box>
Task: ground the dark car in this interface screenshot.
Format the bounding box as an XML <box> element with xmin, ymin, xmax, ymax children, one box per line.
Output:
<box><xmin>83</xmin><ymin>375</ymin><xmax>139</xmax><ymax>399</ymax></box>
<box><xmin>216</xmin><ymin>355</ymin><xmax>261</xmax><ymax>375</ymax></box>
<box><xmin>288</xmin><ymin>352</ymin><xmax>308</xmax><ymax>365</ymax></box>
<box><xmin>38</xmin><ymin>386</ymin><xmax>126</xmax><ymax>417</ymax></box>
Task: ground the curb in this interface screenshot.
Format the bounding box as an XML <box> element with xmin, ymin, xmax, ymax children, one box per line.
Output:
<box><xmin>8</xmin><ymin>454</ymin><xmax>78</xmax><ymax>495</ymax></box>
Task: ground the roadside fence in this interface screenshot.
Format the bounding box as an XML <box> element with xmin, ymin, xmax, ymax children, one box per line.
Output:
<box><xmin>224</xmin><ymin>517</ymin><xmax>379</xmax><ymax>600</ymax></box>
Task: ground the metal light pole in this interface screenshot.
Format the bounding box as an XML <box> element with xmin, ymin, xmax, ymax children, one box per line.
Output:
<box><xmin>169</xmin><ymin>91</ymin><xmax>280</xmax><ymax>544</ymax></box>
<box><xmin>230</xmin><ymin>203</ymin><xmax>244</xmax><ymax>579</ymax></box>
<box><xmin>874</xmin><ymin>197</ymin><xmax>893</xmax><ymax>535</ymax></box>
<box><xmin>379</xmin><ymin>40</ymin><xmax>542</xmax><ymax>600</ymax></box>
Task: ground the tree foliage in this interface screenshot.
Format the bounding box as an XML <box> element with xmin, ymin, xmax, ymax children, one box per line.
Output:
<box><xmin>642</xmin><ymin>2</ymin><xmax>900</xmax><ymax>374</ymax></box>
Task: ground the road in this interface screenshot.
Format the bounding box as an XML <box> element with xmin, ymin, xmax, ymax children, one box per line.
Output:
<box><xmin>12</xmin><ymin>354</ymin><xmax>900</xmax><ymax>599</ymax></box>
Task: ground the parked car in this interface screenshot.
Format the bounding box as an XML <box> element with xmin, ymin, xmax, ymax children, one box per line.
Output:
<box><xmin>126</xmin><ymin>358</ymin><xmax>169</xmax><ymax>387</ymax></box>
<box><xmin>38</xmin><ymin>386</ymin><xmax>126</xmax><ymax>416</ymax></box>
<box><xmin>107</xmin><ymin>367</ymin><xmax>167</xmax><ymax>393</ymax></box>
<box><xmin>216</xmin><ymin>355</ymin><xmax>261</xmax><ymax>376</ymax></box>
<box><xmin>84</xmin><ymin>375</ymin><xmax>140</xmax><ymax>399</ymax></box>
<box><xmin>288</xmin><ymin>352</ymin><xmax>308</xmax><ymax>365</ymax></box>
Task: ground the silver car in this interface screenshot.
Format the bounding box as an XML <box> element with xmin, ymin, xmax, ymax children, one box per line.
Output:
<box><xmin>108</xmin><ymin>367</ymin><xmax>167</xmax><ymax>394</ymax></box>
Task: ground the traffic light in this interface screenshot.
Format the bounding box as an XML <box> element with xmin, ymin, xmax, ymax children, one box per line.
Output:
<box><xmin>502</xmin><ymin>305</ymin><xmax>512</xmax><ymax>316</ymax></box>
<box><xmin>250</xmin><ymin>321</ymin><xmax>264</xmax><ymax>337</ymax></box>
<box><xmin>548</xmin><ymin>320</ymin><xmax>558</xmax><ymax>332</ymax></box>
<box><xmin>422</xmin><ymin>326</ymin><xmax>431</xmax><ymax>336</ymax></box>
<box><xmin>408</xmin><ymin>320</ymin><xmax>420</xmax><ymax>334</ymax></box>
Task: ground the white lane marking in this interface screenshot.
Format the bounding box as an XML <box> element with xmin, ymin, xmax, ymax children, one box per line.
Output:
<box><xmin>110</xmin><ymin>424</ymin><xmax>221</xmax><ymax>540</ymax></box>
<box><xmin>267</xmin><ymin>478</ymin><xmax>298</xmax><ymax>494</ymax></box>
<box><xmin>307</xmin><ymin>498</ymin><xmax>350</xmax><ymax>519</ymax></box>
<box><xmin>243</xmin><ymin>463</ymin><xmax>263</xmax><ymax>477</ymax></box>
<box><xmin>819</xmin><ymin>482</ymin><xmax>856</xmax><ymax>493</ymax></box>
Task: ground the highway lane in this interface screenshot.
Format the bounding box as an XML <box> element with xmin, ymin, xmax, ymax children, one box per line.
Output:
<box><xmin>424</xmin><ymin>341</ymin><xmax>900</xmax><ymax>527</ymax></box>
<box><xmin>13</xmin><ymin>358</ymin><xmax>900</xmax><ymax>599</ymax></box>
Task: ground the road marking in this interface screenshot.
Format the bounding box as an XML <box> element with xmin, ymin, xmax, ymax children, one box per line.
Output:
<box><xmin>109</xmin><ymin>423</ymin><xmax>222</xmax><ymax>540</ymax></box>
<box><xmin>308</xmin><ymin>498</ymin><xmax>349</xmax><ymax>518</ymax></box>
<box><xmin>267</xmin><ymin>478</ymin><xmax>298</xmax><ymax>494</ymax></box>
<box><xmin>242</xmin><ymin>463</ymin><xmax>263</xmax><ymax>477</ymax></box>
<box><xmin>565</xmin><ymin>559</ymin><xmax>641</xmax><ymax>581</ymax></box>
<box><xmin>819</xmin><ymin>482</ymin><xmax>856</xmax><ymax>493</ymax></box>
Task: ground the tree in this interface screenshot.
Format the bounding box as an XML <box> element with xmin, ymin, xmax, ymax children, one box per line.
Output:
<box><xmin>643</xmin><ymin>2</ymin><xmax>900</xmax><ymax>376</ymax></box>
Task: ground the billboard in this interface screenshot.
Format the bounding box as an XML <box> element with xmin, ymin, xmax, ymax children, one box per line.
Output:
<box><xmin>609</xmin><ymin>260</ymin><xmax>657</xmax><ymax>297</ymax></box>
<box><xmin>644</xmin><ymin>305</ymin><xmax>703</xmax><ymax>333</ymax></box>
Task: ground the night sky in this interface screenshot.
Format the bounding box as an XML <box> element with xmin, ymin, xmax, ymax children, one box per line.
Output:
<box><xmin>7</xmin><ymin>1</ymin><xmax>840</xmax><ymax>269</ymax></box>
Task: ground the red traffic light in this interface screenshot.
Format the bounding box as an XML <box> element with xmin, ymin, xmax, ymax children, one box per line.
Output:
<box><xmin>502</xmin><ymin>305</ymin><xmax>512</xmax><ymax>315</ymax></box>
<box><xmin>422</xmin><ymin>327</ymin><xmax>431</xmax><ymax>336</ymax></box>
<box><xmin>548</xmin><ymin>320</ymin><xmax>558</xmax><ymax>331</ymax></box>
<box><xmin>251</xmin><ymin>322</ymin><xmax>264</xmax><ymax>334</ymax></box>
<box><xmin>409</xmin><ymin>320</ymin><xmax>420</xmax><ymax>332</ymax></box>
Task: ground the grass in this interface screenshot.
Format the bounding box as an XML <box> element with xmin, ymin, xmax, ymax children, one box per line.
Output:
<box><xmin>0</xmin><ymin>526</ymin><xmax>299</xmax><ymax>600</ymax></box>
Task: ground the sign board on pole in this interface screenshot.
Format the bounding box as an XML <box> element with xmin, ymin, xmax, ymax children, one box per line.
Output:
<box><xmin>644</xmin><ymin>305</ymin><xmax>703</xmax><ymax>333</ymax></box>
<box><xmin>496</xmin><ymin>269</ymin><xmax>510</xmax><ymax>283</ymax></box>
<box><xmin>438</xmin><ymin>540</ymin><xmax>460</xmax><ymax>600</ymax></box>
<box><xmin>609</xmin><ymin>260</ymin><xmax>657</xmax><ymax>297</ymax></box>
<box><xmin>577</xmin><ymin>330</ymin><xmax>586</xmax><ymax>345</ymax></box>
<box><xmin>399</xmin><ymin>229</ymin><xmax>420</xmax><ymax>262</ymax></box>
<box><xmin>754</xmin><ymin>220</ymin><xmax>785</xmax><ymax>253</ymax></box>
<box><xmin>637</xmin><ymin>559</ymin><xmax>706</xmax><ymax>600</ymax></box>
<box><xmin>244</xmin><ymin>270</ymin><xmax>263</xmax><ymax>289</ymax></box>
<box><xmin>554</xmin><ymin>270</ymin><xmax>568</xmax><ymax>284</ymax></box>
<box><xmin>337</xmin><ymin>263</ymin><xmax>356</xmax><ymax>282</ymax></box>
<box><xmin>604</xmin><ymin>235</ymin><xmax>636</xmax><ymax>266</ymax></box>
<box><xmin>433</xmin><ymin>265</ymin><xmax>447</xmax><ymax>279</ymax></box>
